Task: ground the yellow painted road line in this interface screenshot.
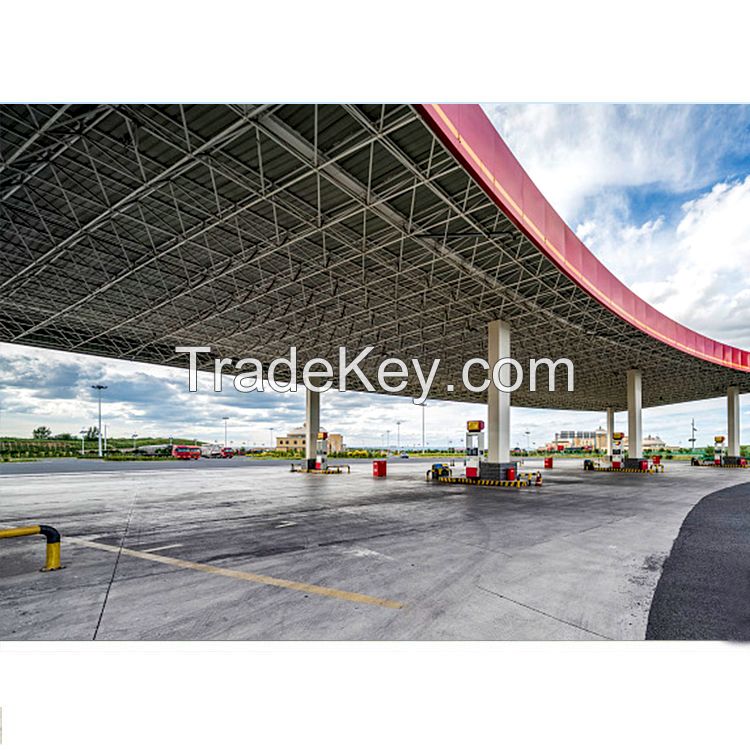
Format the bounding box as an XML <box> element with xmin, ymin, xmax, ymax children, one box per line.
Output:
<box><xmin>67</xmin><ymin>538</ymin><xmax>404</xmax><ymax>610</ymax></box>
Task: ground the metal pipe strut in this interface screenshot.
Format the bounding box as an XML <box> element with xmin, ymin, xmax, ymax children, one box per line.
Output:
<box><xmin>0</xmin><ymin>524</ymin><xmax>62</xmax><ymax>571</ymax></box>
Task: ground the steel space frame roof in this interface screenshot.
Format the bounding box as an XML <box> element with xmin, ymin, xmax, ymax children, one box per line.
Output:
<box><xmin>1</xmin><ymin>103</ymin><xmax>748</xmax><ymax>411</ymax></box>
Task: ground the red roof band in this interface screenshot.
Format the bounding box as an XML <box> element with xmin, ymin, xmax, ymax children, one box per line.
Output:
<box><xmin>415</xmin><ymin>104</ymin><xmax>750</xmax><ymax>373</ymax></box>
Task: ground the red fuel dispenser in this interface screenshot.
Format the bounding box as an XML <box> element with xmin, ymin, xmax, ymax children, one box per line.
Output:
<box><xmin>316</xmin><ymin>431</ymin><xmax>328</xmax><ymax>470</ymax></box>
<box><xmin>465</xmin><ymin>420</ymin><xmax>485</xmax><ymax>478</ymax></box>
<box><xmin>611</xmin><ymin>432</ymin><xmax>624</xmax><ymax>469</ymax></box>
<box><xmin>714</xmin><ymin>436</ymin><xmax>725</xmax><ymax>466</ymax></box>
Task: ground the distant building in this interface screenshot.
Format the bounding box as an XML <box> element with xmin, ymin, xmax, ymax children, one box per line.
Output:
<box><xmin>623</xmin><ymin>434</ymin><xmax>666</xmax><ymax>452</ymax></box>
<box><xmin>544</xmin><ymin>429</ymin><xmax>667</xmax><ymax>453</ymax></box>
<box><xmin>546</xmin><ymin>428</ymin><xmax>607</xmax><ymax>451</ymax></box>
<box><xmin>276</xmin><ymin>424</ymin><xmax>344</xmax><ymax>453</ymax></box>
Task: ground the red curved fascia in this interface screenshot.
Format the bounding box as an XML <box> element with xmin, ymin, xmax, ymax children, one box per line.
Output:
<box><xmin>415</xmin><ymin>103</ymin><xmax>750</xmax><ymax>373</ymax></box>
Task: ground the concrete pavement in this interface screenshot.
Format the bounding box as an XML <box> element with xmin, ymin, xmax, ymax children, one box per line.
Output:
<box><xmin>1</xmin><ymin>457</ymin><xmax>748</xmax><ymax>640</ymax></box>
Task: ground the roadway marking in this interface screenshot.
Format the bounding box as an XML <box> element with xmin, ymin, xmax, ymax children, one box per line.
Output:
<box><xmin>140</xmin><ymin>543</ymin><xmax>183</xmax><ymax>553</ymax></box>
<box><xmin>67</xmin><ymin>538</ymin><xmax>404</xmax><ymax>610</ymax></box>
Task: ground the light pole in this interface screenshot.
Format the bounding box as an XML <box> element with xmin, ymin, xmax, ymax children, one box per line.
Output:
<box><xmin>525</xmin><ymin>430</ymin><xmax>531</xmax><ymax>450</ymax></box>
<box><xmin>689</xmin><ymin>419</ymin><xmax>697</xmax><ymax>452</ymax></box>
<box><xmin>132</xmin><ymin>433</ymin><xmax>138</xmax><ymax>451</ymax></box>
<box><xmin>269</xmin><ymin>427</ymin><xmax>274</xmax><ymax>450</ymax></box>
<box><xmin>386</xmin><ymin>430</ymin><xmax>390</xmax><ymax>454</ymax></box>
<box><xmin>91</xmin><ymin>384</ymin><xmax>107</xmax><ymax>457</ymax></box>
<box><xmin>417</xmin><ymin>402</ymin><xmax>426</xmax><ymax>453</ymax></box>
<box><xmin>396</xmin><ymin>420</ymin><xmax>403</xmax><ymax>454</ymax></box>
<box><xmin>222</xmin><ymin>416</ymin><xmax>229</xmax><ymax>447</ymax></box>
<box><xmin>79</xmin><ymin>429</ymin><xmax>86</xmax><ymax>456</ymax></box>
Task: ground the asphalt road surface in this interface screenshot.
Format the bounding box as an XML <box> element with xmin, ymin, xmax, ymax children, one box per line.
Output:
<box><xmin>646</xmin><ymin>481</ymin><xmax>750</xmax><ymax>640</ymax></box>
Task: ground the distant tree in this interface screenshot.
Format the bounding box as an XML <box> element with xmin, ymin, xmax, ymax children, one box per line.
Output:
<box><xmin>32</xmin><ymin>426</ymin><xmax>52</xmax><ymax>439</ymax></box>
<box><xmin>52</xmin><ymin>432</ymin><xmax>74</xmax><ymax>440</ymax></box>
<box><xmin>85</xmin><ymin>426</ymin><xmax>99</xmax><ymax>440</ymax></box>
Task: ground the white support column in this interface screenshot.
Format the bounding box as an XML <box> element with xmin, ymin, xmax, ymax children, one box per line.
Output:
<box><xmin>727</xmin><ymin>385</ymin><xmax>740</xmax><ymax>457</ymax></box>
<box><xmin>606</xmin><ymin>407</ymin><xmax>615</xmax><ymax>458</ymax></box>
<box><xmin>305</xmin><ymin>388</ymin><xmax>320</xmax><ymax>461</ymax></box>
<box><xmin>487</xmin><ymin>320</ymin><xmax>511</xmax><ymax>464</ymax></box>
<box><xmin>627</xmin><ymin>369</ymin><xmax>643</xmax><ymax>459</ymax></box>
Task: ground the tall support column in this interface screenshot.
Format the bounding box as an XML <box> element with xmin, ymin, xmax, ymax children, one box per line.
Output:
<box><xmin>487</xmin><ymin>320</ymin><xmax>511</xmax><ymax>464</ymax></box>
<box><xmin>305</xmin><ymin>388</ymin><xmax>320</xmax><ymax>460</ymax></box>
<box><xmin>606</xmin><ymin>407</ymin><xmax>615</xmax><ymax>458</ymax></box>
<box><xmin>627</xmin><ymin>369</ymin><xmax>643</xmax><ymax>459</ymax></box>
<box><xmin>727</xmin><ymin>385</ymin><xmax>740</xmax><ymax>457</ymax></box>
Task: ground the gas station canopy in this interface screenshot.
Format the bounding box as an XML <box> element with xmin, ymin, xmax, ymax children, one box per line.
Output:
<box><xmin>1</xmin><ymin>103</ymin><xmax>749</xmax><ymax>410</ymax></box>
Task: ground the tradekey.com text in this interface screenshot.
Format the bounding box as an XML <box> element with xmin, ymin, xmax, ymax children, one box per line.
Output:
<box><xmin>175</xmin><ymin>346</ymin><xmax>574</xmax><ymax>405</ymax></box>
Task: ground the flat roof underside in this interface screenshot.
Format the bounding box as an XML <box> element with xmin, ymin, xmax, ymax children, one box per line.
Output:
<box><xmin>1</xmin><ymin>103</ymin><xmax>748</xmax><ymax>410</ymax></box>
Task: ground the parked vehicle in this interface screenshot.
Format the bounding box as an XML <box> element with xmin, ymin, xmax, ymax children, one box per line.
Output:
<box><xmin>172</xmin><ymin>445</ymin><xmax>200</xmax><ymax>460</ymax></box>
<box><xmin>200</xmin><ymin>444</ymin><xmax>234</xmax><ymax>458</ymax></box>
<box><xmin>400</xmin><ymin>452</ymin><xmax>409</xmax><ymax>459</ymax></box>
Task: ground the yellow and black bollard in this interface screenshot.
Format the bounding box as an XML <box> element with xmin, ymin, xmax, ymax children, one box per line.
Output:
<box><xmin>0</xmin><ymin>524</ymin><xmax>62</xmax><ymax>571</ymax></box>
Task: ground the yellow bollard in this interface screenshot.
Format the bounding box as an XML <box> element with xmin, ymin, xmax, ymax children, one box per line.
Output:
<box><xmin>43</xmin><ymin>542</ymin><xmax>62</xmax><ymax>572</ymax></box>
<box><xmin>0</xmin><ymin>525</ymin><xmax>42</xmax><ymax>539</ymax></box>
<box><xmin>0</xmin><ymin>524</ymin><xmax>62</xmax><ymax>572</ymax></box>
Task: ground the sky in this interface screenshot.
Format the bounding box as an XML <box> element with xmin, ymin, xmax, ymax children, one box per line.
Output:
<box><xmin>1</xmin><ymin>104</ymin><xmax>749</xmax><ymax>449</ymax></box>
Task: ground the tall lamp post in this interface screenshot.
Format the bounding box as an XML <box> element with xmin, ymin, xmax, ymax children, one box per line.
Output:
<box><xmin>396</xmin><ymin>420</ymin><xmax>403</xmax><ymax>454</ymax></box>
<box><xmin>132</xmin><ymin>433</ymin><xmax>138</xmax><ymax>451</ymax></box>
<box><xmin>91</xmin><ymin>384</ymin><xmax>107</xmax><ymax>457</ymax></box>
<box><xmin>689</xmin><ymin>419</ymin><xmax>697</xmax><ymax>452</ymax></box>
<box><xmin>269</xmin><ymin>427</ymin><xmax>274</xmax><ymax>450</ymax></box>
<box><xmin>222</xmin><ymin>416</ymin><xmax>229</xmax><ymax>447</ymax></box>
<box><xmin>79</xmin><ymin>429</ymin><xmax>86</xmax><ymax>456</ymax></box>
<box><xmin>417</xmin><ymin>402</ymin><xmax>426</xmax><ymax>453</ymax></box>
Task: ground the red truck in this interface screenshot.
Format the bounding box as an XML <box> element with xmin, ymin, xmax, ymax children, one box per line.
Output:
<box><xmin>200</xmin><ymin>444</ymin><xmax>234</xmax><ymax>458</ymax></box>
<box><xmin>171</xmin><ymin>445</ymin><xmax>201</xmax><ymax>460</ymax></box>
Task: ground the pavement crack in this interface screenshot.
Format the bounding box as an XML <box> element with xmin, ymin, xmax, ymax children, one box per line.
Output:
<box><xmin>474</xmin><ymin>583</ymin><xmax>613</xmax><ymax>640</ymax></box>
<box><xmin>92</xmin><ymin>488</ymin><xmax>138</xmax><ymax>640</ymax></box>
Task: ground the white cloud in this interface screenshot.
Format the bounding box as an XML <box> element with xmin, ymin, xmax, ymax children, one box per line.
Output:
<box><xmin>3</xmin><ymin>340</ymin><xmax>747</xmax><ymax>449</ymax></box>
<box><xmin>483</xmin><ymin>104</ymin><xmax>750</xmax><ymax>347</ymax></box>
<box><xmin>482</xmin><ymin>104</ymin><xmax>748</xmax><ymax>222</ymax></box>
<box><xmin>573</xmin><ymin>175</ymin><xmax>750</xmax><ymax>348</ymax></box>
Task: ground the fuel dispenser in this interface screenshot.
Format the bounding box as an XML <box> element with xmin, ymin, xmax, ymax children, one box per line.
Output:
<box><xmin>293</xmin><ymin>431</ymin><xmax>349</xmax><ymax>474</ymax></box>
<box><xmin>713</xmin><ymin>435</ymin><xmax>725</xmax><ymax>466</ymax></box>
<box><xmin>611</xmin><ymin>431</ymin><xmax>624</xmax><ymax>469</ymax></box>
<box><xmin>427</xmin><ymin>419</ymin><xmax>537</xmax><ymax>488</ymax></box>
<box><xmin>316</xmin><ymin>431</ymin><xmax>328</xmax><ymax>471</ymax></box>
<box><xmin>465</xmin><ymin>420</ymin><xmax>485</xmax><ymax>479</ymax></box>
